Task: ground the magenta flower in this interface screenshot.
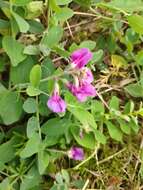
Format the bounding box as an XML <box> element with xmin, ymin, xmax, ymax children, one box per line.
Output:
<box><xmin>68</xmin><ymin>147</ymin><xmax>84</xmax><ymax>161</ymax></box>
<box><xmin>81</xmin><ymin>68</ymin><xmax>94</xmax><ymax>84</ymax></box>
<box><xmin>67</xmin><ymin>82</ymin><xmax>96</xmax><ymax>102</ymax></box>
<box><xmin>47</xmin><ymin>91</ymin><xmax>66</xmax><ymax>113</ymax></box>
<box><xmin>71</xmin><ymin>48</ymin><xmax>93</xmax><ymax>69</ymax></box>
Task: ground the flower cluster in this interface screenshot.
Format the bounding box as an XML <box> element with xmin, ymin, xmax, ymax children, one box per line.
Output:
<box><xmin>47</xmin><ymin>48</ymin><xmax>96</xmax><ymax>113</ymax></box>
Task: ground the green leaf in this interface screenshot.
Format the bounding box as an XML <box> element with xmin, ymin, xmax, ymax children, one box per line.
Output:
<box><xmin>55</xmin><ymin>8</ymin><xmax>74</xmax><ymax>21</ymax></box>
<box><xmin>71</xmin><ymin>126</ymin><xmax>96</xmax><ymax>149</ymax></box>
<box><xmin>23</xmin><ymin>98</ymin><xmax>37</xmax><ymax>113</ymax></box>
<box><xmin>124</xmin><ymin>101</ymin><xmax>134</xmax><ymax>114</ymax></box>
<box><xmin>128</xmin><ymin>15</ymin><xmax>143</xmax><ymax>35</ymax></box>
<box><xmin>27</xmin><ymin>116</ymin><xmax>38</xmax><ymax>138</ymax></box>
<box><xmin>38</xmin><ymin>150</ymin><xmax>49</xmax><ymax>174</ymax></box>
<box><xmin>56</xmin><ymin>0</ymin><xmax>72</xmax><ymax>5</ymax></box>
<box><xmin>26</xmin><ymin>1</ymin><xmax>43</xmax><ymax>19</ymax></box>
<box><xmin>0</xmin><ymin>83</ymin><xmax>7</xmax><ymax>95</ymax></box>
<box><xmin>65</xmin><ymin>93</ymin><xmax>97</xmax><ymax>129</ymax></box>
<box><xmin>41</xmin><ymin>26</ymin><xmax>63</xmax><ymax>49</ymax></box>
<box><xmin>0</xmin><ymin>19</ymin><xmax>10</xmax><ymax>35</ymax></box>
<box><xmin>105</xmin><ymin>121</ymin><xmax>123</xmax><ymax>141</ymax></box>
<box><xmin>109</xmin><ymin>96</ymin><xmax>119</xmax><ymax>110</ymax></box>
<box><xmin>79</xmin><ymin>40</ymin><xmax>96</xmax><ymax>50</ymax></box>
<box><xmin>24</xmin><ymin>45</ymin><xmax>39</xmax><ymax>55</ymax></box>
<box><xmin>12</xmin><ymin>12</ymin><xmax>29</xmax><ymax>33</ymax></box>
<box><xmin>0</xmin><ymin>137</ymin><xmax>17</xmax><ymax>165</ymax></box>
<box><xmin>2</xmin><ymin>36</ymin><xmax>26</xmax><ymax>66</ymax></box>
<box><xmin>0</xmin><ymin>91</ymin><xmax>23</xmax><ymax>125</ymax></box>
<box><xmin>30</xmin><ymin>64</ymin><xmax>41</xmax><ymax>87</ymax></box>
<box><xmin>20</xmin><ymin>165</ymin><xmax>41</xmax><ymax>190</ymax></box>
<box><xmin>74</xmin><ymin>0</ymin><xmax>92</xmax><ymax>7</ymax></box>
<box><xmin>0</xmin><ymin>178</ymin><xmax>11</xmax><ymax>190</ymax></box>
<box><xmin>28</xmin><ymin>20</ymin><xmax>44</xmax><ymax>33</ymax></box>
<box><xmin>10</xmin><ymin>56</ymin><xmax>35</xmax><ymax>85</ymax></box>
<box><xmin>90</xmin><ymin>50</ymin><xmax>103</xmax><ymax>63</ymax></box>
<box><xmin>94</xmin><ymin>129</ymin><xmax>106</xmax><ymax>144</ymax></box>
<box><xmin>125</xmin><ymin>83</ymin><xmax>143</xmax><ymax>97</ymax></box>
<box><xmin>26</xmin><ymin>86</ymin><xmax>41</xmax><ymax>96</ymax></box>
<box><xmin>12</xmin><ymin>0</ymin><xmax>33</xmax><ymax>6</ymax></box>
<box><xmin>20</xmin><ymin>133</ymin><xmax>40</xmax><ymax>158</ymax></box>
<box><xmin>41</xmin><ymin>118</ymin><xmax>70</xmax><ymax>137</ymax></box>
<box><xmin>117</xmin><ymin>119</ymin><xmax>131</xmax><ymax>135</ymax></box>
<box><xmin>135</xmin><ymin>50</ymin><xmax>143</xmax><ymax>65</ymax></box>
<box><xmin>130</xmin><ymin>117</ymin><xmax>139</xmax><ymax>133</ymax></box>
<box><xmin>98</xmin><ymin>0</ymin><xmax>143</xmax><ymax>13</ymax></box>
<box><xmin>91</xmin><ymin>100</ymin><xmax>104</xmax><ymax>114</ymax></box>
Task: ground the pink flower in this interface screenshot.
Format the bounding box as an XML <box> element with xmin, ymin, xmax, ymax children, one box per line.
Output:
<box><xmin>71</xmin><ymin>48</ymin><xmax>93</xmax><ymax>69</ymax></box>
<box><xmin>81</xmin><ymin>68</ymin><xmax>94</xmax><ymax>84</ymax></box>
<box><xmin>47</xmin><ymin>91</ymin><xmax>66</xmax><ymax>113</ymax></box>
<box><xmin>67</xmin><ymin>82</ymin><xmax>96</xmax><ymax>102</ymax></box>
<box><xmin>68</xmin><ymin>147</ymin><xmax>84</xmax><ymax>160</ymax></box>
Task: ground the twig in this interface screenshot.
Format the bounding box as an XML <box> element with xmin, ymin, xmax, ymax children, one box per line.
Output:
<box><xmin>82</xmin><ymin>179</ymin><xmax>89</xmax><ymax>190</ymax></box>
<box><xmin>131</xmin><ymin>137</ymin><xmax>143</xmax><ymax>181</ymax></box>
<box><xmin>98</xmin><ymin>148</ymin><xmax>126</xmax><ymax>165</ymax></box>
<box><xmin>66</xmin><ymin>21</ymin><xmax>74</xmax><ymax>39</ymax></box>
<box><xmin>96</xmin><ymin>91</ymin><xmax>110</xmax><ymax>110</ymax></box>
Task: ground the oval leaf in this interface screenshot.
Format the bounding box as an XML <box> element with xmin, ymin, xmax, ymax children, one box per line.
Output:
<box><xmin>30</xmin><ymin>64</ymin><xmax>41</xmax><ymax>87</ymax></box>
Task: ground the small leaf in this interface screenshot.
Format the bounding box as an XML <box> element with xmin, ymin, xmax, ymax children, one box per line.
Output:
<box><xmin>20</xmin><ymin>166</ymin><xmax>40</xmax><ymax>190</ymax></box>
<box><xmin>125</xmin><ymin>83</ymin><xmax>143</xmax><ymax>97</ymax></box>
<box><xmin>12</xmin><ymin>0</ymin><xmax>33</xmax><ymax>6</ymax></box>
<box><xmin>0</xmin><ymin>91</ymin><xmax>23</xmax><ymax>125</ymax></box>
<box><xmin>109</xmin><ymin>96</ymin><xmax>119</xmax><ymax>110</ymax></box>
<box><xmin>27</xmin><ymin>116</ymin><xmax>38</xmax><ymax>138</ymax></box>
<box><xmin>0</xmin><ymin>137</ymin><xmax>17</xmax><ymax>164</ymax></box>
<box><xmin>24</xmin><ymin>45</ymin><xmax>39</xmax><ymax>55</ymax></box>
<box><xmin>79</xmin><ymin>40</ymin><xmax>96</xmax><ymax>50</ymax></box>
<box><xmin>2</xmin><ymin>36</ymin><xmax>26</xmax><ymax>66</ymax></box>
<box><xmin>30</xmin><ymin>64</ymin><xmax>41</xmax><ymax>87</ymax></box>
<box><xmin>130</xmin><ymin>117</ymin><xmax>139</xmax><ymax>133</ymax></box>
<box><xmin>56</xmin><ymin>0</ymin><xmax>72</xmax><ymax>5</ymax></box>
<box><xmin>12</xmin><ymin>12</ymin><xmax>29</xmax><ymax>33</ymax></box>
<box><xmin>26</xmin><ymin>86</ymin><xmax>41</xmax><ymax>96</ymax></box>
<box><xmin>98</xmin><ymin>0</ymin><xmax>143</xmax><ymax>13</ymax></box>
<box><xmin>20</xmin><ymin>133</ymin><xmax>40</xmax><ymax>158</ymax></box>
<box><xmin>23</xmin><ymin>98</ymin><xmax>37</xmax><ymax>113</ymax></box>
<box><xmin>135</xmin><ymin>50</ymin><xmax>143</xmax><ymax>65</ymax></box>
<box><xmin>94</xmin><ymin>129</ymin><xmax>106</xmax><ymax>144</ymax></box>
<box><xmin>105</xmin><ymin>121</ymin><xmax>123</xmax><ymax>141</ymax></box>
<box><xmin>41</xmin><ymin>26</ymin><xmax>63</xmax><ymax>49</ymax></box>
<box><xmin>55</xmin><ymin>8</ymin><xmax>74</xmax><ymax>21</ymax></box>
<box><xmin>71</xmin><ymin>126</ymin><xmax>96</xmax><ymax>149</ymax></box>
<box><xmin>124</xmin><ymin>101</ymin><xmax>134</xmax><ymax>114</ymax></box>
<box><xmin>117</xmin><ymin>119</ymin><xmax>131</xmax><ymax>135</ymax></box>
<box><xmin>38</xmin><ymin>150</ymin><xmax>49</xmax><ymax>174</ymax></box>
<box><xmin>128</xmin><ymin>15</ymin><xmax>143</xmax><ymax>35</ymax></box>
<box><xmin>41</xmin><ymin>118</ymin><xmax>70</xmax><ymax>138</ymax></box>
<box><xmin>91</xmin><ymin>50</ymin><xmax>103</xmax><ymax>63</ymax></box>
<box><xmin>10</xmin><ymin>56</ymin><xmax>35</xmax><ymax>85</ymax></box>
<box><xmin>66</xmin><ymin>93</ymin><xmax>97</xmax><ymax>129</ymax></box>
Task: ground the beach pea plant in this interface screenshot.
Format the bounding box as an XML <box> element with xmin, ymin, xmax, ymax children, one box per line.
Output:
<box><xmin>0</xmin><ymin>0</ymin><xmax>143</xmax><ymax>189</ymax></box>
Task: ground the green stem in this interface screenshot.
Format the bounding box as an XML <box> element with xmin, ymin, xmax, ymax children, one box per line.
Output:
<box><xmin>73</xmin><ymin>145</ymin><xmax>99</xmax><ymax>170</ymax></box>
<box><xmin>36</xmin><ymin>96</ymin><xmax>42</xmax><ymax>140</ymax></box>
<box><xmin>46</xmin><ymin>148</ymin><xmax>67</xmax><ymax>155</ymax></box>
<box><xmin>12</xmin><ymin>70</ymin><xmax>75</xmax><ymax>91</ymax></box>
<box><xmin>47</xmin><ymin>0</ymin><xmax>51</xmax><ymax>28</ymax></box>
